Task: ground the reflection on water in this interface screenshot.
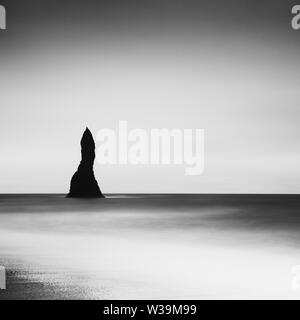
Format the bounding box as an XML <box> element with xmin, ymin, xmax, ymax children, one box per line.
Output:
<box><xmin>0</xmin><ymin>194</ymin><xmax>300</xmax><ymax>299</ymax></box>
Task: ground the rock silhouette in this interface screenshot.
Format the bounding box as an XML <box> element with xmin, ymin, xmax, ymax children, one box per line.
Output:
<box><xmin>67</xmin><ymin>128</ymin><xmax>104</xmax><ymax>198</ymax></box>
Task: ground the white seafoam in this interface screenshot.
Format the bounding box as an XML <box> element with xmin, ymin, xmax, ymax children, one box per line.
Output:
<box><xmin>0</xmin><ymin>208</ymin><xmax>300</xmax><ymax>299</ymax></box>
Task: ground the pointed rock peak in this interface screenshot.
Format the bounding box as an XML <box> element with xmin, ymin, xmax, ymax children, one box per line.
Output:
<box><xmin>81</xmin><ymin>127</ymin><xmax>95</xmax><ymax>148</ymax></box>
<box><xmin>83</xmin><ymin>127</ymin><xmax>92</xmax><ymax>136</ymax></box>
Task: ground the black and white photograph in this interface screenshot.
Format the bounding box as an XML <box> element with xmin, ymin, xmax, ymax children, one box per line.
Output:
<box><xmin>0</xmin><ymin>0</ymin><xmax>300</xmax><ymax>308</ymax></box>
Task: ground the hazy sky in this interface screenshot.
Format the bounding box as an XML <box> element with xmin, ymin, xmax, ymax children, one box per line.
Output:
<box><xmin>0</xmin><ymin>0</ymin><xmax>299</xmax><ymax>193</ymax></box>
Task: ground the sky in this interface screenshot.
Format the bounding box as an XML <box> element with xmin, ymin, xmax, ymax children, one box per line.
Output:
<box><xmin>0</xmin><ymin>0</ymin><xmax>299</xmax><ymax>193</ymax></box>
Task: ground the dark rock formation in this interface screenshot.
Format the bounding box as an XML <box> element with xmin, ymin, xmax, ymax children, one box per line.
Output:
<box><xmin>67</xmin><ymin>128</ymin><xmax>104</xmax><ymax>198</ymax></box>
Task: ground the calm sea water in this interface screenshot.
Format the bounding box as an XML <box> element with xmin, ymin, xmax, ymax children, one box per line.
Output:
<box><xmin>0</xmin><ymin>194</ymin><xmax>300</xmax><ymax>299</ymax></box>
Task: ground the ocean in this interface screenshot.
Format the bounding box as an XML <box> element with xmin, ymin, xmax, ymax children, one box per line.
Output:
<box><xmin>0</xmin><ymin>194</ymin><xmax>300</xmax><ymax>299</ymax></box>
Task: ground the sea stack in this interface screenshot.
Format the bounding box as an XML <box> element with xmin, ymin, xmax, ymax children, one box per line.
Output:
<box><xmin>67</xmin><ymin>127</ymin><xmax>104</xmax><ymax>198</ymax></box>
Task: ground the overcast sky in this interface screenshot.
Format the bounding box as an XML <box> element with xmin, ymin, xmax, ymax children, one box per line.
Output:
<box><xmin>0</xmin><ymin>0</ymin><xmax>299</xmax><ymax>193</ymax></box>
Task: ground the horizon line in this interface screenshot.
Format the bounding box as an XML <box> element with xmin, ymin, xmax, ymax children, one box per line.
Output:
<box><xmin>0</xmin><ymin>192</ymin><xmax>299</xmax><ymax>196</ymax></box>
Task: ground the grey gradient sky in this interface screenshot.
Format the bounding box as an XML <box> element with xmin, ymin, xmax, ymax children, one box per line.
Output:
<box><xmin>0</xmin><ymin>0</ymin><xmax>300</xmax><ymax>193</ymax></box>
